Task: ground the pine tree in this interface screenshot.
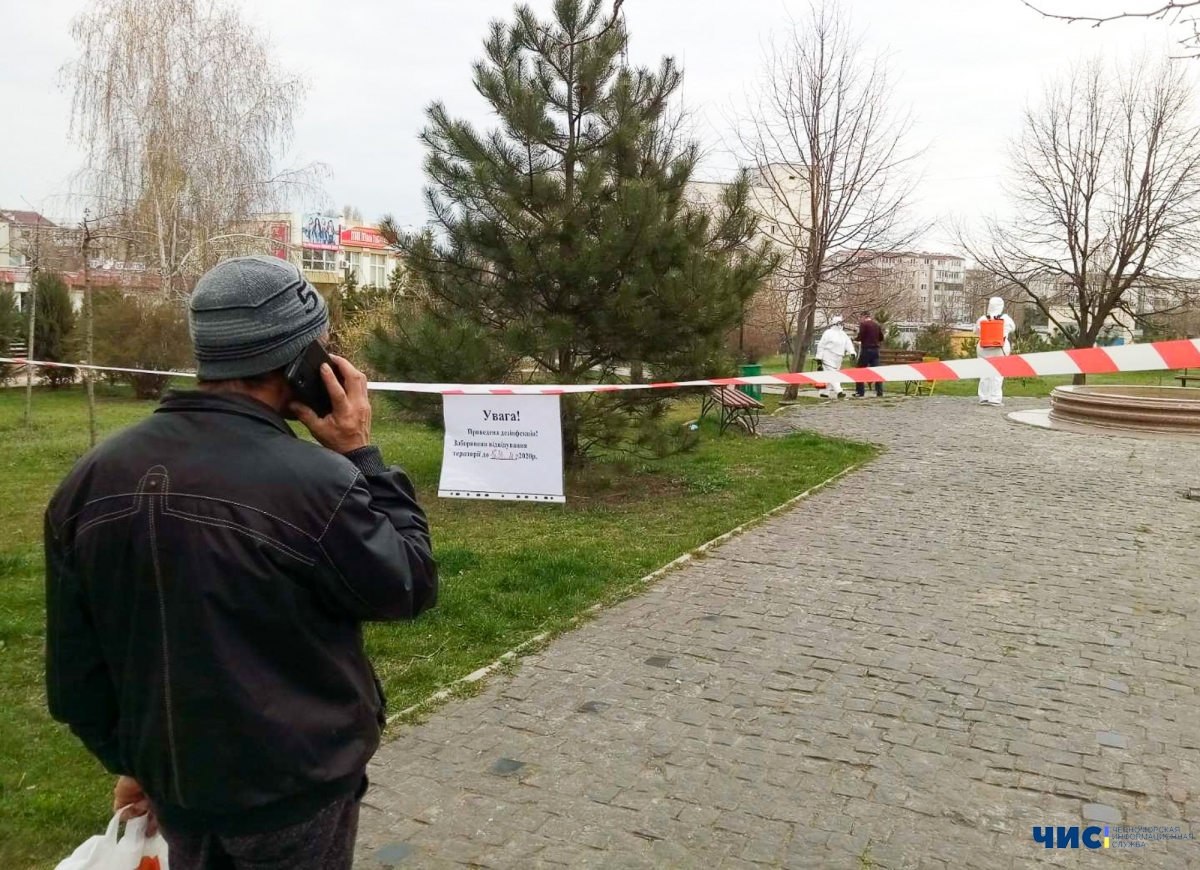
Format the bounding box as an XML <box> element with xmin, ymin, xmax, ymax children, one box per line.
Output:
<box><xmin>30</xmin><ymin>274</ymin><xmax>77</xmax><ymax>388</ymax></box>
<box><xmin>379</xmin><ymin>0</ymin><xmax>774</xmax><ymax>460</ymax></box>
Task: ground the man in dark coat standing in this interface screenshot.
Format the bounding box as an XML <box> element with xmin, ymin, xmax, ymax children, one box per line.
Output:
<box><xmin>45</xmin><ymin>256</ymin><xmax>438</xmax><ymax>869</ymax></box>
<box><xmin>854</xmin><ymin>311</ymin><xmax>886</xmax><ymax>398</ymax></box>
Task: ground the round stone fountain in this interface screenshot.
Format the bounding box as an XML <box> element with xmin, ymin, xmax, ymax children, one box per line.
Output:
<box><xmin>1010</xmin><ymin>384</ymin><xmax>1200</xmax><ymax>440</ymax></box>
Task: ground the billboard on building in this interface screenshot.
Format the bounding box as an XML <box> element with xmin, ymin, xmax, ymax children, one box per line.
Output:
<box><xmin>340</xmin><ymin>226</ymin><xmax>390</xmax><ymax>249</ymax></box>
<box><xmin>268</xmin><ymin>222</ymin><xmax>291</xmax><ymax>259</ymax></box>
<box><xmin>301</xmin><ymin>213</ymin><xmax>340</xmax><ymax>250</ymax></box>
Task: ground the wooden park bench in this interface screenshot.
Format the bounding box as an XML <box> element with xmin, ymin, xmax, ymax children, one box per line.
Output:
<box><xmin>875</xmin><ymin>348</ymin><xmax>939</xmax><ymax>397</ymax></box>
<box><xmin>700</xmin><ymin>386</ymin><xmax>764</xmax><ymax>435</ymax></box>
<box><xmin>877</xmin><ymin>348</ymin><xmax>926</xmax><ymax>366</ymax></box>
<box><xmin>807</xmin><ymin>348</ymin><xmax>931</xmax><ymax>397</ymax></box>
<box><xmin>1176</xmin><ymin>369</ymin><xmax>1198</xmax><ymax>387</ymax></box>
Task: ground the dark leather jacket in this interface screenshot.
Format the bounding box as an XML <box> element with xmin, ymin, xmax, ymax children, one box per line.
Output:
<box><xmin>45</xmin><ymin>390</ymin><xmax>437</xmax><ymax>834</ymax></box>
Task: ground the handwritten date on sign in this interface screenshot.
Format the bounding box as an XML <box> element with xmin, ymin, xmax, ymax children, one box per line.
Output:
<box><xmin>490</xmin><ymin>449</ymin><xmax>537</xmax><ymax>461</ymax></box>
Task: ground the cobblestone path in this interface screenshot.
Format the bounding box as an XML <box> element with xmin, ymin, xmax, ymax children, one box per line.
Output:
<box><xmin>357</xmin><ymin>397</ymin><xmax>1200</xmax><ymax>869</ymax></box>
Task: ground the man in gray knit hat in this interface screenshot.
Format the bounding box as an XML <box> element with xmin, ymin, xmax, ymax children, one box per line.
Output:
<box><xmin>45</xmin><ymin>255</ymin><xmax>438</xmax><ymax>870</ymax></box>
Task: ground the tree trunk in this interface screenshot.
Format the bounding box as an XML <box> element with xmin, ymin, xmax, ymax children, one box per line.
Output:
<box><xmin>784</xmin><ymin>293</ymin><xmax>807</xmax><ymax>400</ymax></box>
<box><xmin>556</xmin><ymin>347</ymin><xmax>584</xmax><ymax>464</ymax></box>
<box><xmin>784</xmin><ymin>303</ymin><xmax>805</xmax><ymax>403</ymax></box>
<box><xmin>84</xmin><ymin>227</ymin><xmax>98</xmax><ymax>447</ymax></box>
<box><xmin>1072</xmin><ymin>323</ymin><xmax>1103</xmax><ymax>386</ymax></box>
<box><xmin>561</xmin><ymin>393</ymin><xmax>581</xmax><ymax>467</ymax></box>
<box><xmin>738</xmin><ymin>300</ymin><xmax>745</xmax><ymax>362</ymax></box>
<box><xmin>783</xmin><ymin>272</ymin><xmax>821</xmax><ymax>400</ymax></box>
<box><xmin>23</xmin><ymin>267</ymin><xmax>37</xmax><ymax>427</ymax></box>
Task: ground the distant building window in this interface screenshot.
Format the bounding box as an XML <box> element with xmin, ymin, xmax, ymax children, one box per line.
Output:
<box><xmin>302</xmin><ymin>248</ymin><xmax>338</xmax><ymax>271</ymax></box>
<box><xmin>368</xmin><ymin>253</ymin><xmax>388</xmax><ymax>287</ymax></box>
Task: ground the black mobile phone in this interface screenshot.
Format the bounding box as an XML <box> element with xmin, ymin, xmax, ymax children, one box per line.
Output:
<box><xmin>285</xmin><ymin>341</ymin><xmax>342</xmax><ymax>418</ymax></box>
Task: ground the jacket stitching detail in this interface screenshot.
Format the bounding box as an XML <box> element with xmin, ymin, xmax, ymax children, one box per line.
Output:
<box><xmin>73</xmin><ymin>506</ymin><xmax>140</xmax><ymax>541</ymax></box>
<box><xmin>164</xmin><ymin>508</ymin><xmax>315</xmax><ymax>565</ymax></box>
<box><xmin>66</xmin><ymin>477</ymin><xmax>153</xmax><ymax>554</ymax></box>
<box><xmin>317</xmin><ymin>540</ymin><xmax>375</xmax><ymax>611</ymax></box>
<box><xmin>157</xmin><ymin>474</ymin><xmax>314</xmax><ymax>564</ymax></box>
<box><xmin>168</xmin><ymin>493</ymin><xmax>313</xmax><ymax>539</ymax></box>
<box><xmin>318</xmin><ymin>474</ymin><xmax>360</xmax><ymax>542</ymax></box>
<box><xmin>62</xmin><ymin>492</ymin><xmax>147</xmax><ymax>526</ymax></box>
<box><xmin>144</xmin><ymin>467</ymin><xmax>185</xmax><ymax>806</ymax></box>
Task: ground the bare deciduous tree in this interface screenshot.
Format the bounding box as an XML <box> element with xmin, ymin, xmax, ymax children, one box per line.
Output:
<box><xmin>817</xmin><ymin>252</ymin><xmax>935</xmax><ymax>323</ymax></box>
<box><xmin>962</xmin><ymin>55</ymin><xmax>1200</xmax><ymax>380</ymax></box>
<box><xmin>21</xmin><ymin>223</ymin><xmax>46</xmax><ymax>426</ymax></box>
<box><xmin>81</xmin><ymin>213</ymin><xmax>97</xmax><ymax>446</ymax></box>
<box><xmin>65</xmin><ymin>0</ymin><xmax>320</xmax><ymax>295</ymax></box>
<box><xmin>964</xmin><ymin>268</ymin><xmax>1024</xmax><ymax>320</ymax></box>
<box><xmin>737</xmin><ymin>1</ymin><xmax>924</xmax><ymax>395</ymax></box>
<box><xmin>1022</xmin><ymin>1</ymin><xmax>1200</xmax><ymax>58</ymax></box>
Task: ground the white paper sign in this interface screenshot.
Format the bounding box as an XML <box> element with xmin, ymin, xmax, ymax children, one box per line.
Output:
<box><xmin>439</xmin><ymin>395</ymin><xmax>565</xmax><ymax>503</ymax></box>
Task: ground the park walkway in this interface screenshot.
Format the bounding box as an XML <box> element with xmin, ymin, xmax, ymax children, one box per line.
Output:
<box><xmin>356</xmin><ymin>397</ymin><xmax>1200</xmax><ymax>869</ymax></box>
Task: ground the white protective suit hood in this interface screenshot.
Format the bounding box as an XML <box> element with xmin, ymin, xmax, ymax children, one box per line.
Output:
<box><xmin>987</xmin><ymin>297</ymin><xmax>1004</xmax><ymax>317</ymax></box>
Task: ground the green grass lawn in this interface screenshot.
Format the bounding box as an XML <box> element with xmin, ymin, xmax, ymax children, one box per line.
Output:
<box><xmin>758</xmin><ymin>353</ymin><xmax>789</xmax><ymax>374</ymax></box>
<box><xmin>0</xmin><ymin>384</ymin><xmax>873</xmax><ymax>868</ymax></box>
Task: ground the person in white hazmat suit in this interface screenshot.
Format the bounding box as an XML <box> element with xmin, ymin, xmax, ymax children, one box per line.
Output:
<box><xmin>975</xmin><ymin>296</ymin><xmax>1016</xmax><ymax>405</ymax></box>
<box><xmin>815</xmin><ymin>316</ymin><xmax>858</xmax><ymax>398</ymax></box>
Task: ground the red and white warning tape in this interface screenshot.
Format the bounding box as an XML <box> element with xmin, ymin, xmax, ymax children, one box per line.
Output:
<box><xmin>0</xmin><ymin>359</ymin><xmax>192</xmax><ymax>379</ymax></box>
<box><xmin>4</xmin><ymin>339</ymin><xmax>1200</xmax><ymax>394</ymax></box>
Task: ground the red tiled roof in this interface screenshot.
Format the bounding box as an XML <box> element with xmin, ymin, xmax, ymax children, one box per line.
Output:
<box><xmin>62</xmin><ymin>270</ymin><xmax>158</xmax><ymax>290</ymax></box>
<box><xmin>0</xmin><ymin>209</ymin><xmax>58</xmax><ymax>227</ymax></box>
<box><xmin>0</xmin><ymin>264</ymin><xmax>157</xmax><ymax>290</ymax></box>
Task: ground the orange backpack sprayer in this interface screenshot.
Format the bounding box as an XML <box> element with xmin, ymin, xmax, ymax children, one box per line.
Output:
<box><xmin>979</xmin><ymin>318</ymin><xmax>1005</xmax><ymax>348</ymax></box>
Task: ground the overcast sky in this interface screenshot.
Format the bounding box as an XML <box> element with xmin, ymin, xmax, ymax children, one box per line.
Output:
<box><xmin>0</xmin><ymin>0</ymin><xmax>1182</xmax><ymax>251</ymax></box>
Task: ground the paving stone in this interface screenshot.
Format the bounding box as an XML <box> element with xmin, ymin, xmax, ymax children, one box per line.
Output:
<box><xmin>490</xmin><ymin>757</ymin><xmax>526</xmax><ymax>777</ymax></box>
<box><xmin>1082</xmin><ymin>803</ymin><xmax>1123</xmax><ymax>824</ymax></box>
<box><xmin>356</xmin><ymin>398</ymin><xmax>1200</xmax><ymax>868</ymax></box>
<box><xmin>1096</xmin><ymin>731</ymin><xmax>1131</xmax><ymax>749</ymax></box>
<box><xmin>372</xmin><ymin>842</ymin><xmax>416</xmax><ymax>867</ymax></box>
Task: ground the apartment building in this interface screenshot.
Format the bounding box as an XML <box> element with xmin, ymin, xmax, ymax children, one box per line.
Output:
<box><xmin>1</xmin><ymin>209</ymin><xmax>156</xmax><ymax>312</ymax></box>
<box><xmin>862</xmin><ymin>252</ymin><xmax>967</xmax><ymax>321</ymax></box>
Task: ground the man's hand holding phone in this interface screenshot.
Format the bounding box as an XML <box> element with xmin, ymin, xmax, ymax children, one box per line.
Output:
<box><xmin>290</xmin><ymin>355</ymin><xmax>373</xmax><ymax>454</ymax></box>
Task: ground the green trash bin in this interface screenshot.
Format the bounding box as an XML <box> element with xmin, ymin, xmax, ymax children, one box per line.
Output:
<box><xmin>738</xmin><ymin>364</ymin><xmax>762</xmax><ymax>401</ymax></box>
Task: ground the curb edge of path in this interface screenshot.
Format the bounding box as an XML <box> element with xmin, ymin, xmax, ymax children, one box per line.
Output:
<box><xmin>386</xmin><ymin>460</ymin><xmax>865</xmax><ymax>727</ymax></box>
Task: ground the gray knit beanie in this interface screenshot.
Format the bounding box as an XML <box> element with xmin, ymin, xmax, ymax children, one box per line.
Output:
<box><xmin>189</xmin><ymin>256</ymin><xmax>329</xmax><ymax>380</ymax></box>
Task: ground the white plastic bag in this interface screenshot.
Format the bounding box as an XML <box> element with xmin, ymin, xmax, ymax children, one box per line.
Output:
<box><xmin>56</xmin><ymin>812</ymin><xmax>170</xmax><ymax>870</ymax></box>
